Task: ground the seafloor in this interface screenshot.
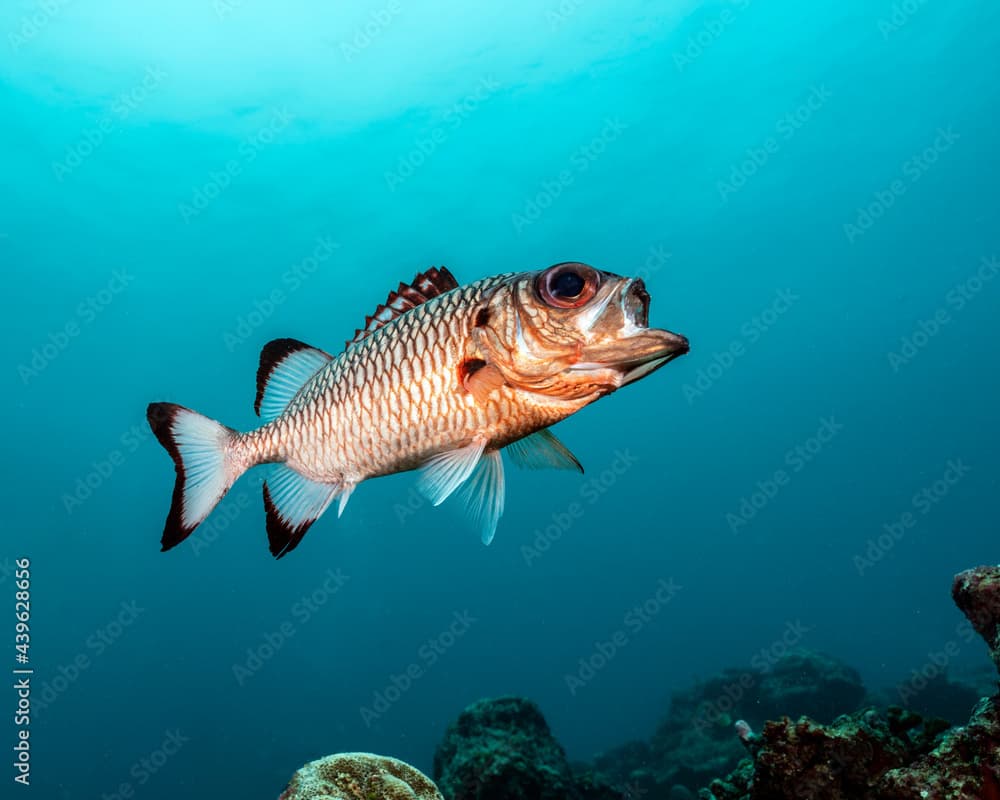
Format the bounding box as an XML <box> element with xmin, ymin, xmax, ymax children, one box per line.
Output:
<box><xmin>277</xmin><ymin>566</ymin><xmax>1000</xmax><ymax>800</ymax></box>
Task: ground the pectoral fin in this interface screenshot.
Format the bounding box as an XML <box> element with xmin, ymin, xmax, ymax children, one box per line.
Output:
<box><xmin>460</xmin><ymin>360</ymin><xmax>506</xmax><ymax>405</ymax></box>
<box><xmin>506</xmin><ymin>429</ymin><xmax>583</xmax><ymax>473</ymax></box>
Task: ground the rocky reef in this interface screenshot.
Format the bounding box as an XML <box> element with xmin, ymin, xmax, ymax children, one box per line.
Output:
<box><xmin>701</xmin><ymin>565</ymin><xmax>1000</xmax><ymax>800</ymax></box>
<box><xmin>280</xmin><ymin>567</ymin><xmax>1000</xmax><ymax>800</ymax></box>
<box><xmin>591</xmin><ymin>648</ymin><xmax>866</xmax><ymax>797</ymax></box>
<box><xmin>432</xmin><ymin>696</ymin><xmax>625</xmax><ymax>800</ymax></box>
<box><xmin>279</xmin><ymin>751</ymin><xmax>443</xmax><ymax>800</ymax></box>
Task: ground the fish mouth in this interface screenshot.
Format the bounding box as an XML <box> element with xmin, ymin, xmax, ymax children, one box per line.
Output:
<box><xmin>568</xmin><ymin>328</ymin><xmax>689</xmax><ymax>385</ymax></box>
<box><xmin>565</xmin><ymin>277</ymin><xmax>688</xmax><ymax>386</ymax></box>
<box><xmin>618</xmin><ymin>278</ymin><xmax>688</xmax><ymax>384</ymax></box>
<box><xmin>617</xmin><ymin>329</ymin><xmax>689</xmax><ymax>385</ymax></box>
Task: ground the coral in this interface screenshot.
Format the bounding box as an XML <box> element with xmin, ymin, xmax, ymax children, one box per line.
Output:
<box><xmin>699</xmin><ymin>565</ymin><xmax>1000</xmax><ymax>800</ymax></box>
<box><xmin>432</xmin><ymin>696</ymin><xmax>624</xmax><ymax>800</ymax></box>
<box><xmin>278</xmin><ymin>752</ymin><xmax>443</xmax><ymax>800</ymax></box>
<box><xmin>591</xmin><ymin>649</ymin><xmax>866</xmax><ymax>796</ymax></box>
<box><xmin>699</xmin><ymin>707</ymin><xmax>946</xmax><ymax>800</ymax></box>
<box><xmin>880</xmin><ymin>696</ymin><xmax>1000</xmax><ymax>799</ymax></box>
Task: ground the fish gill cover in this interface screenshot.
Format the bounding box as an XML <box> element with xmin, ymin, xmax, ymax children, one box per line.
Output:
<box><xmin>1</xmin><ymin>1</ymin><xmax>998</xmax><ymax>798</ymax></box>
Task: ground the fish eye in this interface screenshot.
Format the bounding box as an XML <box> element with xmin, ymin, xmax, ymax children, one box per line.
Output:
<box><xmin>537</xmin><ymin>263</ymin><xmax>599</xmax><ymax>309</ymax></box>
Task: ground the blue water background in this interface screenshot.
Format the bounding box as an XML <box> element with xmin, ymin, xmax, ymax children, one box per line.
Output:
<box><xmin>2</xmin><ymin>1</ymin><xmax>999</xmax><ymax>797</ymax></box>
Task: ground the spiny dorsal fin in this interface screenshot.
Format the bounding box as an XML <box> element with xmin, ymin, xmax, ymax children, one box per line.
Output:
<box><xmin>255</xmin><ymin>338</ymin><xmax>333</xmax><ymax>420</ymax></box>
<box><xmin>345</xmin><ymin>266</ymin><xmax>459</xmax><ymax>350</ymax></box>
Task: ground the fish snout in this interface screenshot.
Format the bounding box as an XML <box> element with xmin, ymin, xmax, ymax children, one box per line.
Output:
<box><xmin>624</xmin><ymin>279</ymin><xmax>651</xmax><ymax>327</ymax></box>
<box><xmin>661</xmin><ymin>329</ymin><xmax>690</xmax><ymax>356</ymax></box>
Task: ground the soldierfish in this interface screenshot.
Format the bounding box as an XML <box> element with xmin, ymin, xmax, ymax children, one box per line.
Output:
<box><xmin>147</xmin><ymin>262</ymin><xmax>689</xmax><ymax>557</ymax></box>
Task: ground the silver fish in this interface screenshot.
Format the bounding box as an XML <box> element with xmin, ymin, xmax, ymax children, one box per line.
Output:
<box><xmin>148</xmin><ymin>262</ymin><xmax>688</xmax><ymax>557</ymax></box>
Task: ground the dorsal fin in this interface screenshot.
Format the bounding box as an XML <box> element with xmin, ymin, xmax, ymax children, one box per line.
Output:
<box><xmin>255</xmin><ymin>338</ymin><xmax>333</xmax><ymax>421</ymax></box>
<box><xmin>345</xmin><ymin>266</ymin><xmax>459</xmax><ymax>350</ymax></box>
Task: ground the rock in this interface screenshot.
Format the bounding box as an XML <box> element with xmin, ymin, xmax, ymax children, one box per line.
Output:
<box><xmin>879</xmin><ymin>696</ymin><xmax>1000</xmax><ymax>799</ymax></box>
<box><xmin>278</xmin><ymin>752</ymin><xmax>442</xmax><ymax>800</ymax></box>
<box><xmin>953</xmin><ymin>565</ymin><xmax>1000</xmax><ymax>672</ymax></box>
<box><xmin>699</xmin><ymin>564</ymin><xmax>1000</xmax><ymax>799</ymax></box>
<box><xmin>432</xmin><ymin>697</ymin><xmax>623</xmax><ymax>800</ymax></box>
<box><xmin>881</xmin><ymin>670</ymin><xmax>982</xmax><ymax>726</ymax></box>
<box><xmin>596</xmin><ymin>649</ymin><xmax>866</xmax><ymax>794</ymax></box>
<box><xmin>698</xmin><ymin>707</ymin><xmax>946</xmax><ymax>800</ymax></box>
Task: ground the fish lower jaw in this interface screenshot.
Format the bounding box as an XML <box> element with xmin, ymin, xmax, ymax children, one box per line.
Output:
<box><xmin>620</xmin><ymin>353</ymin><xmax>677</xmax><ymax>385</ymax></box>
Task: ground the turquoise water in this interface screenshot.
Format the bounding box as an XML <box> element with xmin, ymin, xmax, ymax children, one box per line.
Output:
<box><xmin>3</xmin><ymin>0</ymin><xmax>999</xmax><ymax>796</ymax></box>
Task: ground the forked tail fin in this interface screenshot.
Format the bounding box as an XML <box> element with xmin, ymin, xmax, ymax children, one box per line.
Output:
<box><xmin>147</xmin><ymin>402</ymin><xmax>248</xmax><ymax>551</ymax></box>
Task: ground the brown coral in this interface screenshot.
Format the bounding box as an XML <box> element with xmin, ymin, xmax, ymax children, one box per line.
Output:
<box><xmin>278</xmin><ymin>752</ymin><xmax>443</xmax><ymax>800</ymax></box>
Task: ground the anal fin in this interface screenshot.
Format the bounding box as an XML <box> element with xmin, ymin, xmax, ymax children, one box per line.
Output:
<box><xmin>263</xmin><ymin>465</ymin><xmax>340</xmax><ymax>558</ymax></box>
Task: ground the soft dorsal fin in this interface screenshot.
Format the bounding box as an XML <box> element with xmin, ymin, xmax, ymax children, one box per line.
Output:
<box><xmin>345</xmin><ymin>266</ymin><xmax>459</xmax><ymax>349</ymax></box>
<box><xmin>255</xmin><ymin>338</ymin><xmax>333</xmax><ymax>421</ymax></box>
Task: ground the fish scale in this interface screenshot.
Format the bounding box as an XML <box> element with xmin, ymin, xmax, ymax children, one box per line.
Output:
<box><xmin>245</xmin><ymin>275</ymin><xmax>517</xmax><ymax>484</ymax></box>
<box><xmin>147</xmin><ymin>261</ymin><xmax>687</xmax><ymax>557</ymax></box>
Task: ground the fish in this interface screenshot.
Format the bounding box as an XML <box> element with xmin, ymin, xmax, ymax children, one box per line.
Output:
<box><xmin>147</xmin><ymin>262</ymin><xmax>689</xmax><ymax>558</ymax></box>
